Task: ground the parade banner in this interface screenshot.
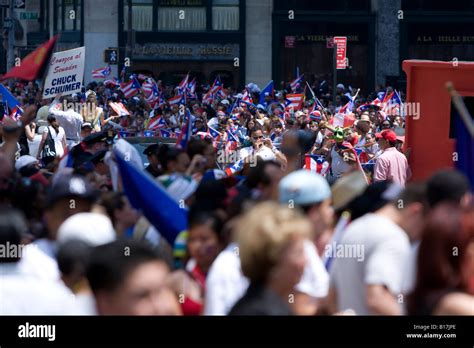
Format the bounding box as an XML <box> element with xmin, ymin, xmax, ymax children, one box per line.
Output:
<box><xmin>42</xmin><ymin>47</ymin><xmax>85</xmax><ymax>99</ymax></box>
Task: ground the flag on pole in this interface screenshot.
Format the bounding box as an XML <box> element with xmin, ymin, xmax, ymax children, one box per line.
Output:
<box><xmin>120</xmin><ymin>78</ymin><xmax>141</xmax><ymax>98</ymax></box>
<box><xmin>0</xmin><ymin>35</ymin><xmax>59</xmax><ymax>81</ymax></box>
<box><xmin>290</xmin><ymin>74</ymin><xmax>304</xmax><ymax>93</ymax></box>
<box><xmin>259</xmin><ymin>80</ymin><xmax>274</xmax><ymax>106</ymax></box>
<box><xmin>176</xmin><ymin>110</ymin><xmax>193</xmax><ymax>149</ymax></box>
<box><xmin>91</xmin><ymin>65</ymin><xmax>111</xmax><ymax>79</ymax></box>
<box><xmin>285</xmin><ymin>94</ymin><xmax>304</xmax><ymax>110</ymax></box>
<box><xmin>114</xmin><ymin>142</ymin><xmax>187</xmax><ymax>245</ymax></box>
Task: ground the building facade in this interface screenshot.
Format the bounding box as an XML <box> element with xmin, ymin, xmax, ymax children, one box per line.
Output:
<box><xmin>2</xmin><ymin>0</ymin><xmax>474</xmax><ymax>91</ymax></box>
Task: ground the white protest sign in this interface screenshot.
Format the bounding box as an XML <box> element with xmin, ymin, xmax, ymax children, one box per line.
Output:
<box><xmin>42</xmin><ymin>46</ymin><xmax>85</xmax><ymax>99</ymax></box>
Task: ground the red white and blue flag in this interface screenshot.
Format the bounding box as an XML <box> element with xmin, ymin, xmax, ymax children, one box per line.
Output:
<box><xmin>120</xmin><ymin>78</ymin><xmax>141</xmax><ymax>98</ymax></box>
<box><xmin>104</xmin><ymin>78</ymin><xmax>120</xmax><ymax>87</ymax></box>
<box><xmin>290</xmin><ymin>74</ymin><xmax>304</xmax><ymax>93</ymax></box>
<box><xmin>168</xmin><ymin>94</ymin><xmax>185</xmax><ymax>106</ymax></box>
<box><xmin>285</xmin><ymin>93</ymin><xmax>304</xmax><ymax>110</ymax></box>
<box><xmin>176</xmin><ymin>110</ymin><xmax>193</xmax><ymax>149</ymax></box>
<box><xmin>304</xmin><ymin>155</ymin><xmax>330</xmax><ymax>176</ymax></box>
<box><xmin>92</xmin><ymin>65</ymin><xmax>111</xmax><ymax>79</ymax></box>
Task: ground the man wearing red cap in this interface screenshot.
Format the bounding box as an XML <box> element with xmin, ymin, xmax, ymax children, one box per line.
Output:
<box><xmin>373</xmin><ymin>129</ymin><xmax>410</xmax><ymax>186</ymax></box>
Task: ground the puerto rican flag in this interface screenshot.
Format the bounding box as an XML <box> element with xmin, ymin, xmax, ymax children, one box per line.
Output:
<box><xmin>109</xmin><ymin>102</ymin><xmax>130</xmax><ymax>116</ymax></box>
<box><xmin>9</xmin><ymin>105</ymin><xmax>23</xmax><ymax>121</ymax></box>
<box><xmin>225</xmin><ymin>158</ymin><xmax>244</xmax><ymax>176</ymax></box>
<box><xmin>176</xmin><ymin>110</ymin><xmax>193</xmax><ymax>149</ymax></box>
<box><xmin>104</xmin><ymin>78</ymin><xmax>120</xmax><ymax>87</ymax></box>
<box><xmin>304</xmin><ymin>155</ymin><xmax>330</xmax><ymax>176</ymax></box>
<box><xmin>142</xmin><ymin>78</ymin><xmax>155</xmax><ymax>95</ymax></box>
<box><xmin>210</xmin><ymin>76</ymin><xmax>222</xmax><ymax>94</ymax></box>
<box><xmin>120</xmin><ymin>78</ymin><xmax>141</xmax><ymax>98</ymax></box>
<box><xmin>159</xmin><ymin>129</ymin><xmax>173</xmax><ymax>138</ymax></box>
<box><xmin>225</xmin><ymin>129</ymin><xmax>239</xmax><ymax>153</ymax></box>
<box><xmin>137</xmin><ymin>73</ymin><xmax>149</xmax><ymax>81</ymax></box>
<box><xmin>285</xmin><ymin>94</ymin><xmax>304</xmax><ymax>110</ymax></box>
<box><xmin>290</xmin><ymin>74</ymin><xmax>304</xmax><ymax>93</ymax></box>
<box><xmin>168</xmin><ymin>94</ymin><xmax>185</xmax><ymax>106</ymax></box>
<box><xmin>146</xmin><ymin>85</ymin><xmax>160</xmax><ymax>108</ymax></box>
<box><xmin>202</xmin><ymin>89</ymin><xmax>214</xmax><ymax>104</ymax></box>
<box><xmin>92</xmin><ymin>65</ymin><xmax>111</xmax><ymax>79</ymax></box>
<box><xmin>176</xmin><ymin>74</ymin><xmax>189</xmax><ymax>95</ymax></box>
<box><xmin>187</xmin><ymin>78</ymin><xmax>197</xmax><ymax>99</ymax></box>
<box><xmin>148</xmin><ymin>114</ymin><xmax>167</xmax><ymax>130</ymax></box>
<box><xmin>240</xmin><ymin>88</ymin><xmax>254</xmax><ymax>106</ymax></box>
<box><xmin>329</xmin><ymin>112</ymin><xmax>355</xmax><ymax>128</ymax></box>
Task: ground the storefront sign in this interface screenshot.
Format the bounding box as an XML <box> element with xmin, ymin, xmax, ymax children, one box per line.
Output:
<box><xmin>158</xmin><ymin>0</ymin><xmax>204</xmax><ymax>6</ymax></box>
<box><xmin>334</xmin><ymin>36</ymin><xmax>347</xmax><ymax>70</ymax></box>
<box><xmin>133</xmin><ymin>43</ymin><xmax>239</xmax><ymax>61</ymax></box>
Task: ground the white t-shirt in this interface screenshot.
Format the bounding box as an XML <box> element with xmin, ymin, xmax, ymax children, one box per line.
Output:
<box><xmin>44</xmin><ymin>126</ymin><xmax>65</xmax><ymax>158</ymax></box>
<box><xmin>330</xmin><ymin>146</ymin><xmax>352</xmax><ymax>177</ymax></box>
<box><xmin>204</xmin><ymin>241</ymin><xmax>330</xmax><ymax>315</ymax></box>
<box><xmin>239</xmin><ymin>145</ymin><xmax>276</xmax><ymax>162</ymax></box>
<box><xmin>20</xmin><ymin>242</ymin><xmax>60</xmax><ymax>281</ymax></box>
<box><xmin>329</xmin><ymin>213</ymin><xmax>410</xmax><ymax>315</ymax></box>
<box><xmin>204</xmin><ymin>243</ymin><xmax>249</xmax><ymax>315</ymax></box>
<box><xmin>0</xmin><ymin>262</ymin><xmax>77</xmax><ymax>315</ymax></box>
<box><xmin>295</xmin><ymin>240</ymin><xmax>329</xmax><ymax>298</ymax></box>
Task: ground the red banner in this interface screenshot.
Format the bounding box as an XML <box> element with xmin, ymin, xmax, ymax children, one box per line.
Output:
<box><xmin>334</xmin><ymin>36</ymin><xmax>347</xmax><ymax>70</ymax></box>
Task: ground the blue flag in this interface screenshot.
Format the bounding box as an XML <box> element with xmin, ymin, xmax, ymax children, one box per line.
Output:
<box><xmin>259</xmin><ymin>80</ymin><xmax>274</xmax><ymax>106</ymax></box>
<box><xmin>0</xmin><ymin>84</ymin><xmax>20</xmax><ymax>109</ymax></box>
<box><xmin>455</xmin><ymin>110</ymin><xmax>474</xmax><ymax>190</ymax></box>
<box><xmin>115</xmin><ymin>152</ymin><xmax>188</xmax><ymax>245</ymax></box>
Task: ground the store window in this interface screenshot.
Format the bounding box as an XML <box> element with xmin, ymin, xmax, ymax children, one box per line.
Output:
<box><xmin>124</xmin><ymin>0</ymin><xmax>153</xmax><ymax>31</ymax></box>
<box><xmin>55</xmin><ymin>0</ymin><xmax>81</xmax><ymax>31</ymax></box>
<box><xmin>212</xmin><ymin>0</ymin><xmax>239</xmax><ymax>30</ymax></box>
<box><xmin>157</xmin><ymin>0</ymin><xmax>207</xmax><ymax>31</ymax></box>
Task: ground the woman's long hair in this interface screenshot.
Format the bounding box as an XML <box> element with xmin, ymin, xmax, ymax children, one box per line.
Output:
<box><xmin>407</xmin><ymin>203</ymin><xmax>474</xmax><ymax>314</ymax></box>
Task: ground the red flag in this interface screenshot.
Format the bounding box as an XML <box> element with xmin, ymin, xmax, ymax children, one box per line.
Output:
<box><xmin>0</xmin><ymin>35</ymin><xmax>59</xmax><ymax>81</ymax></box>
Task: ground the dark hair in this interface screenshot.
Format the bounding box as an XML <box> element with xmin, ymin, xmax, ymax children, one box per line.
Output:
<box><xmin>187</xmin><ymin>137</ymin><xmax>213</xmax><ymax>160</ymax></box>
<box><xmin>426</xmin><ymin>170</ymin><xmax>471</xmax><ymax>209</ymax></box>
<box><xmin>191</xmin><ymin>180</ymin><xmax>228</xmax><ymax>213</ymax></box>
<box><xmin>188</xmin><ymin>210</ymin><xmax>224</xmax><ymax>242</ymax></box>
<box><xmin>0</xmin><ymin>208</ymin><xmax>27</xmax><ymax>263</ymax></box>
<box><xmin>398</xmin><ymin>182</ymin><xmax>428</xmax><ymax>213</ymax></box>
<box><xmin>98</xmin><ymin>192</ymin><xmax>126</xmax><ymax>226</ymax></box>
<box><xmin>86</xmin><ymin>239</ymin><xmax>166</xmax><ymax>294</ymax></box>
<box><xmin>407</xmin><ymin>204</ymin><xmax>474</xmax><ymax>314</ymax></box>
<box><xmin>57</xmin><ymin>239</ymin><xmax>92</xmax><ymax>279</ymax></box>
<box><xmin>157</xmin><ymin>144</ymin><xmax>185</xmax><ymax>172</ymax></box>
<box><xmin>246</xmin><ymin>160</ymin><xmax>280</xmax><ymax>190</ymax></box>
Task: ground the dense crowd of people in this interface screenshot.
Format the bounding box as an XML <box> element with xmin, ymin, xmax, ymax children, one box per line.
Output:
<box><xmin>0</xmin><ymin>74</ymin><xmax>472</xmax><ymax>316</ymax></box>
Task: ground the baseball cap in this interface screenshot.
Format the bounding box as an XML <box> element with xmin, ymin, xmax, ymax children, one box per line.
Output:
<box><xmin>47</xmin><ymin>174</ymin><xmax>96</xmax><ymax>205</ymax></box>
<box><xmin>336</xmin><ymin>83</ymin><xmax>345</xmax><ymax>89</ymax></box>
<box><xmin>57</xmin><ymin>212</ymin><xmax>116</xmax><ymax>247</ymax></box>
<box><xmin>15</xmin><ymin>155</ymin><xmax>38</xmax><ymax>171</ymax></box>
<box><xmin>81</xmin><ymin>122</ymin><xmax>92</xmax><ymax>129</ymax></box>
<box><xmin>279</xmin><ymin>169</ymin><xmax>331</xmax><ymax>206</ymax></box>
<box><xmin>82</xmin><ymin>131</ymin><xmax>108</xmax><ymax>146</ymax></box>
<box><xmin>220</xmin><ymin>99</ymin><xmax>230</xmax><ymax>105</ymax></box>
<box><xmin>375</xmin><ymin>129</ymin><xmax>397</xmax><ymax>142</ymax></box>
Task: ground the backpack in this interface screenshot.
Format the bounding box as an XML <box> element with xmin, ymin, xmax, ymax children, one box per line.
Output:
<box><xmin>41</xmin><ymin>126</ymin><xmax>57</xmax><ymax>159</ymax></box>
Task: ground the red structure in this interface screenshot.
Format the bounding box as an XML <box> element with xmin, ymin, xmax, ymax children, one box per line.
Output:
<box><xmin>403</xmin><ymin>60</ymin><xmax>474</xmax><ymax>181</ymax></box>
